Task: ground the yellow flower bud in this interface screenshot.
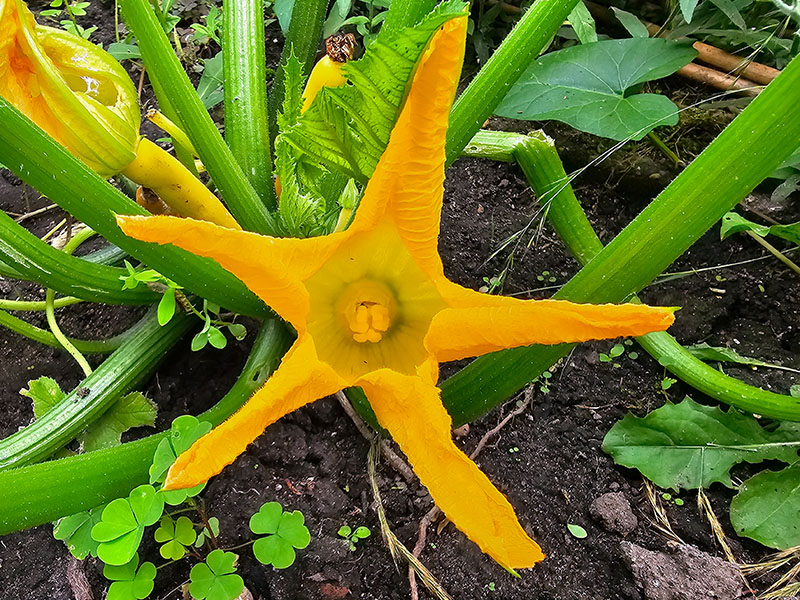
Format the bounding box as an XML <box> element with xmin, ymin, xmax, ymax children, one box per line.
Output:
<box><xmin>0</xmin><ymin>0</ymin><xmax>139</xmax><ymax>177</ymax></box>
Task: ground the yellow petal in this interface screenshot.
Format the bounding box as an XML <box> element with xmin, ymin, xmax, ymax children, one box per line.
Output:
<box><xmin>427</xmin><ymin>283</ymin><xmax>675</xmax><ymax>362</ymax></box>
<box><xmin>116</xmin><ymin>215</ymin><xmax>344</xmax><ymax>329</ymax></box>
<box><xmin>359</xmin><ymin>369</ymin><xmax>544</xmax><ymax>570</ymax></box>
<box><xmin>0</xmin><ymin>0</ymin><xmax>139</xmax><ymax>177</ymax></box>
<box><xmin>351</xmin><ymin>15</ymin><xmax>468</xmax><ymax>278</ymax></box>
<box><xmin>164</xmin><ymin>339</ymin><xmax>343</xmax><ymax>490</ymax></box>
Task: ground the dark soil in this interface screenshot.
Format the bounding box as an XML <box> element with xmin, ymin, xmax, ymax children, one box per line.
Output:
<box><xmin>1</xmin><ymin>3</ymin><xmax>799</xmax><ymax>600</ymax></box>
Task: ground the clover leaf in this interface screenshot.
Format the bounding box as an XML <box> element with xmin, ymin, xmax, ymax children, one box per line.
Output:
<box><xmin>154</xmin><ymin>515</ymin><xmax>197</xmax><ymax>560</ymax></box>
<box><xmin>249</xmin><ymin>502</ymin><xmax>310</xmax><ymax>569</ymax></box>
<box><xmin>92</xmin><ymin>485</ymin><xmax>165</xmax><ymax>565</ymax></box>
<box><xmin>53</xmin><ymin>507</ymin><xmax>103</xmax><ymax>559</ymax></box>
<box><xmin>150</xmin><ymin>415</ymin><xmax>212</xmax><ymax>505</ymax></box>
<box><xmin>104</xmin><ymin>555</ymin><xmax>157</xmax><ymax>600</ymax></box>
<box><xmin>189</xmin><ymin>549</ymin><xmax>244</xmax><ymax>600</ymax></box>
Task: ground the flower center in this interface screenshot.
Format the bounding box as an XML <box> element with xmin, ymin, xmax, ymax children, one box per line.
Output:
<box><xmin>338</xmin><ymin>280</ymin><xmax>395</xmax><ymax>344</ymax></box>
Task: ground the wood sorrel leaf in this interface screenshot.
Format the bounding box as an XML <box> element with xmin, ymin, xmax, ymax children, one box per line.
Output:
<box><xmin>92</xmin><ymin>485</ymin><xmax>164</xmax><ymax>565</ymax></box>
<box><xmin>603</xmin><ymin>397</ymin><xmax>800</xmax><ymax>490</ymax></box>
<box><xmin>495</xmin><ymin>38</ymin><xmax>697</xmax><ymax>141</ymax></box>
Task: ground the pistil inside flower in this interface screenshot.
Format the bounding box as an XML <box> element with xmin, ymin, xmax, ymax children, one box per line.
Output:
<box><xmin>339</xmin><ymin>279</ymin><xmax>395</xmax><ymax>343</ymax></box>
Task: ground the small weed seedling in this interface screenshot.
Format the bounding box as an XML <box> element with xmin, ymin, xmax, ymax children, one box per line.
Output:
<box><xmin>338</xmin><ymin>525</ymin><xmax>371</xmax><ymax>551</ymax></box>
<box><xmin>599</xmin><ymin>340</ymin><xmax>638</xmax><ymax>368</ymax></box>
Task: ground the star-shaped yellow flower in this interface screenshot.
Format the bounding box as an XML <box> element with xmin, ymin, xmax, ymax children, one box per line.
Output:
<box><xmin>117</xmin><ymin>16</ymin><xmax>674</xmax><ymax>570</ymax></box>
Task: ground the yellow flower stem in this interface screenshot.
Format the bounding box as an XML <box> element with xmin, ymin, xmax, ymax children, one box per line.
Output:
<box><xmin>146</xmin><ymin>109</ymin><xmax>199</xmax><ymax>158</ymax></box>
<box><xmin>122</xmin><ymin>138</ymin><xmax>242</xmax><ymax>229</ymax></box>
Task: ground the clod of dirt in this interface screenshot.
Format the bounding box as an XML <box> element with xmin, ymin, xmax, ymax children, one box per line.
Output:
<box><xmin>590</xmin><ymin>492</ymin><xmax>638</xmax><ymax>536</ymax></box>
<box><xmin>621</xmin><ymin>542</ymin><xmax>743</xmax><ymax>600</ymax></box>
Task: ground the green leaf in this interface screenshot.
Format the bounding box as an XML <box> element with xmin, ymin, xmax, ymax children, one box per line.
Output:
<box><xmin>611</xmin><ymin>7</ymin><xmax>650</xmax><ymax>38</ymax></box>
<box><xmin>731</xmin><ymin>463</ymin><xmax>800</xmax><ymax>549</ymax></box>
<box><xmin>21</xmin><ymin>377</ymin><xmax>65</xmax><ymax>419</ymax></box>
<box><xmin>707</xmin><ymin>0</ymin><xmax>746</xmax><ymax>29</ymax></box>
<box><xmin>274</xmin><ymin>0</ymin><xmax>295</xmax><ymax>34</ymax></box>
<box><xmin>352</xmin><ymin>526</ymin><xmax>370</xmax><ymax>539</ymax></box>
<box><xmin>104</xmin><ymin>555</ymin><xmax>157</xmax><ymax>600</ymax></box>
<box><xmin>602</xmin><ymin>398</ymin><xmax>800</xmax><ymax>490</ymax></box>
<box><xmin>227</xmin><ymin>323</ymin><xmax>247</xmax><ymax>340</ymax></box>
<box><xmin>337</xmin><ymin>525</ymin><xmax>351</xmax><ymax>538</ymax></box>
<box><xmin>53</xmin><ymin>507</ymin><xmax>103</xmax><ymax>559</ymax></box>
<box><xmin>567</xmin><ymin>523</ymin><xmax>588</xmax><ymax>538</ymax></box>
<box><xmin>567</xmin><ymin>1</ymin><xmax>597</xmax><ymax>44</ymax></box>
<box><xmin>157</xmin><ymin>288</ymin><xmax>176</xmax><ymax>325</ymax></box>
<box><xmin>197</xmin><ymin>52</ymin><xmax>224</xmax><ymax>110</ymax></box>
<box><xmin>685</xmin><ymin>342</ymin><xmax>800</xmax><ymax>375</ymax></box>
<box><xmin>107</xmin><ymin>42</ymin><xmax>142</xmax><ymax>60</ymax></box>
<box><xmin>190</xmin><ymin>549</ymin><xmax>244</xmax><ymax>600</ymax></box>
<box><xmin>207</xmin><ymin>326</ymin><xmax>228</xmax><ymax>349</ymax></box>
<box><xmin>150</xmin><ymin>416</ymin><xmax>211</xmax><ymax>505</ymax></box>
<box><xmin>282</xmin><ymin>0</ymin><xmax>469</xmax><ymax>183</ymax></box>
<box><xmin>154</xmin><ymin>515</ymin><xmax>197</xmax><ymax>560</ymax></box>
<box><xmin>720</xmin><ymin>211</ymin><xmax>800</xmax><ymax>246</ymax></box>
<box><xmin>195</xmin><ymin>516</ymin><xmax>220</xmax><ymax>547</ymax></box>
<box><xmin>495</xmin><ymin>39</ymin><xmax>697</xmax><ymax>141</ymax></box>
<box><xmin>82</xmin><ymin>392</ymin><xmax>158</xmax><ymax>452</ymax></box>
<box><xmin>679</xmin><ymin>0</ymin><xmax>700</xmax><ymax>22</ymax></box>
<box><xmin>250</xmin><ymin>502</ymin><xmax>310</xmax><ymax>569</ymax></box>
<box><xmin>92</xmin><ymin>485</ymin><xmax>165</xmax><ymax>565</ymax></box>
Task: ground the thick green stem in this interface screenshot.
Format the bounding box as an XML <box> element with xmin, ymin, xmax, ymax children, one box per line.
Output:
<box><xmin>0</xmin><ymin>209</ymin><xmax>156</xmax><ymax>305</ymax></box>
<box><xmin>0</xmin><ymin>318</ymin><xmax>292</xmax><ymax>534</ymax></box>
<box><xmin>119</xmin><ymin>0</ymin><xmax>279</xmax><ymax>233</ymax></box>
<box><xmin>512</xmin><ymin>131</ymin><xmax>800</xmax><ymax>421</ymax></box>
<box><xmin>267</xmin><ymin>0</ymin><xmax>327</xmax><ymax>146</ymax></box>
<box><xmin>441</xmin><ymin>55</ymin><xmax>800</xmax><ymax>426</ymax></box>
<box><xmin>0</xmin><ymin>308</ymin><xmax>193</xmax><ymax>470</ymax></box>
<box><xmin>0</xmin><ymin>97</ymin><xmax>267</xmax><ymax>318</ymax></box>
<box><xmin>224</xmin><ymin>0</ymin><xmax>276</xmax><ymax>207</ymax></box>
<box><xmin>382</xmin><ymin>0</ymin><xmax>436</xmax><ymax>30</ymax></box>
<box><xmin>0</xmin><ymin>310</ymin><xmax>135</xmax><ymax>354</ymax></box>
<box><xmin>445</xmin><ymin>0</ymin><xmax>580</xmax><ymax>165</ymax></box>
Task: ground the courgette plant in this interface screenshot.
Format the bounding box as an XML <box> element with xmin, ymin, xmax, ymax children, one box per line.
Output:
<box><xmin>0</xmin><ymin>0</ymin><xmax>799</xmax><ymax>576</ymax></box>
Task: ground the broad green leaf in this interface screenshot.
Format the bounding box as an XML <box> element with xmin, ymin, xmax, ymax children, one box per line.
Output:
<box><xmin>197</xmin><ymin>52</ymin><xmax>224</xmax><ymax>110</ymax></box>
<box><xmin>190</xmin><ymin>550</ymin><xmax>244</xmax><ymax>600</ymax></box>
<box><xmin>21</xmin><ymin>377</ymin><xmax>64</xmax><ymax>418</ymax></box>
<box><xmin>82</xmin><ymin>392</ymin><xmax>158</xmax><ymax>452</ymax></box>
<box><xmin>495</xmin><ymin>39</ymin><xmax>697</xmax><ymax>141</ymax></box>
<box><xmin>611</xmin><ymin>7</ymin><xmax>650</xmax><ymax>38</ymax></box>
<box><xmin>281</xmin><ymin>0</ymin><xmax>469</xmax><ymax>183</ymax></box>
<box><xmin>567</xmin><ymin>1</ymin><xmax>597</xmax><ymax>44</ymax></box>
<box><xmin>104</xmin><ymin>555</ymin><xmax>157</xmax><ymax>600</ymax></box>
<box><xmin>92</xmin><ymin>485</ymin><xmax>164</xmax><ymax>565</ymax></box>
<box><xmin>53</xmin><ymin>507</ymin><xmax>103</xmax><ymax>559</ymax></box>
<box><xmin>150</xmin><ymin>416</ymin><xmax>211</xmax><ymax>505</ymax></box>
<box><xmin>323</xmin><ymin>0</ymin><xmax>354</xmax><ymax>37</ymax></box>
<box><xmin>157</xmin><ymin>288</ymin><xmax>176</xmax><ymax>325</ymax></box>
<box><xmin>274</xmin><ymin>0</ymin><xmax>295</xmax><ymax>34</ymax></box>
<box><xmin>107</xmin><ymin>42</ymin><xmax>141</xmax><ymax>60</ymax></box>
<box><xmin>685</xmin><ymin>342</ymin><xmax>800</xmax><ymax>375</ymax></box>
<box><xmin>730</xmin><ymin>463</ymin><xmax>800</xmax><ymax>549</ymax></box>
<box><xmin>720</xmin><ymin>211</ymin><xmax>800</xmax><ymax>246</ymax></box>
<box><xmin>253</xmin><ymin>534</ymin><xmax>297</xmax><ymax>569</ymax></box>
<box><xmin>602</xmin><ymin>398</ymin><xmax>800</xmax><ymax>490</ymax></box>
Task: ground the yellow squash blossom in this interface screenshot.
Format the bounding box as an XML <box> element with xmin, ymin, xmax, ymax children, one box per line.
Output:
<box><xmin>118</xmin><ymin>16</ymin><xmax>675</xmax><ymax>569</ymax></box>
<box><xmin>0</xmin><ymin>0</ymin><xmax>239</xmax><ymax>228</ymax></box>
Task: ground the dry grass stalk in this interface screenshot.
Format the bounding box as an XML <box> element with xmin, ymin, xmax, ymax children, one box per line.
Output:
<box><xmin>642</xmin><ymin>479</ymin><xmax>684</xmax><ymax>545</ymax></box>
<box><xmin>367</xmin><ymin>439</ymin><xmax>452</xmax><ymax>600</ymax></box>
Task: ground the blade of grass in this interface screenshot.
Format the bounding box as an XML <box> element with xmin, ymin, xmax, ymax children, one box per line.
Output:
<box><xmin>441</xmin><ymin>55</ymin><xmax>800</xmax><ymax>426</ymax></box>
<box><xmin>0</xmin><ymin>318</ymin><xmax>292</xmax><ymax>534</ymax></box>
<box><xmin>224</xmin><ymin>0</ymin><xmax>276</xmax><ymax>206</ymax></box>
<box><xmin>445</xmin><ymin>0</ymin><xmax>581</xmax><ymax>165</ymax></box>
<box><xmin>119</xmin><ymin>0</ymin><xmax>279</xmax><ymax>233</ymax></box>
<box><xmin>0</xmin><ymin>97</ymin><xmax>268</xmax><ymax>318</ymax></box>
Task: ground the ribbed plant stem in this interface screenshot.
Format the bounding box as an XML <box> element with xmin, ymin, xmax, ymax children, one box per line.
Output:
<box><xmin>445</xmin><ymin>0</ymin><xmax>580</xmax><ymax>165</ymax></box>
<box><xmin>442</xmin><ymin>55</ymin><xmax>800</xmax><ymax>426</ymax></box>
<box><xmin>224</xmin><ymin>0</ymin><xmax>276</xmax><ymax>207</ymax></box>
<box><xmin>119</xmin><ymin>0</ymin><xmax>279</xmax><ymax>233</ymax></box>
<box><xmin>0</xmin><ymin>318</ymin><xmax>292</xmax><ymax>534</ymax></box>
<box><xmin>0</xmin><ymin>309</ymin><xmax>193</xmax><ymax>470</ymax></box>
